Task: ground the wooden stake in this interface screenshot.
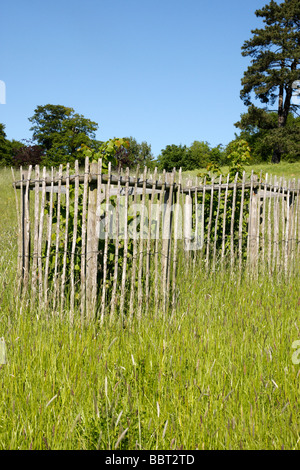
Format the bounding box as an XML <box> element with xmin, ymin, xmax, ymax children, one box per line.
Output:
<box><xmin>70</xmin><ymin>161</ymin><xmax>79</xmax><ymax>314</ymax></box>
<box><xmin>213</xmin><ymin>174</ymin><xmax>222</xmax><ymax>270</ymax></box>
<box><xmin>206</xmin><ymin>176</ymin><xmax>215</xmax><ymax>268</ymax></box>
<box><xmin>284</xmin><ymin>179</ymin><xmax>291</xmax><ymax>275</ymax></box>
<box><xmin>100</xmin><ymin>161</ymin><xmax>112</xmax><ymax>323</ymax></box>
<box><xmin>221</xmin><ymin>174</ymin><xmax>230</xmax><ymax>263</ymax></box>
<box><xmin>61</xmin><ymin>163</ymin><xmax>70</xmax><ymax>312</ymax></box>
<box><xmin>110</xmin><ymin>168</ymin><xmax>121</xmax><ymax>321</ymax></box>
<box><xmin>137</xmin><ymin>166</ymin><xmax>148</xmax><ymax>320</ymax></box>
<box><xmin>154</xmin><ymin>169</ymin><xmax>162</xmax><ymax>316</ymax></box>
<box><xmin>172</xmin><ymin>168</ymin><xmax>182</xmax><ymax>313</ymax></box>
<box><xmin>44</xmin><ymin>167</ymin><xmax>54</xmax><ymax>307</ymax></box>
<box><xmin>146</xmin><ymin>167</ymin><xmax>158</xmax><ymax>311</ymax></box>
<box><xmin>272</xmin><ymin>176</ymin><xmax>279</xmax><ymax>272</ymax></box>
<box><xmin>261</xmin><ymin>173</ymin><xmax>268</xmax><ymax>270</ymax></box>
<box><xmin>86</xmin><ymin>161</ymin><xmax>99</xmax><ymax>319</ymax></box>
<box><xmin>163</xmin><ymin>171</ymin><xmax>174</xmax><ymax>313</ymax></box>
<box><xmin>267</xmin><ymin>175</ymin><xmax>272</xmax><ymax>274</ymax></box>
<box><xmin>31</xmin><ymin>165</ymin><xmax>40</xmax><ymax>300</ymax></box>
<box><xmin>12</xmin><ymin>167</ymin><xmax>22</xmax><ymax>292</ymax></box>
<box><xmin>200</xmin><ymin>176</ymin><xmax>207</xmax><ymax>266</ymax></box>
<box><xmin>230</xmin><ymin>173</ymin><xmax>238</xmax><ymax>269</ymax></box>
<box><xmin>23</xmin><ymin>166</ymin><xmax>32</xmax><ymax>292</ymax></box>
<box><xmin>238</xmin><ymin>171</ymin><xmax>246</xmax><ymax>270</ymax></box>
<box><xmin>129</xmin><ymin>165</ymin><xmax>140</xmax><ymax>320</ymax></box>
<box><xmin>38</xmin><ymin>166</ymin><xmax>47</xmax><ymax>305</ymax></box>
<box><xmin>53</xmin><ymin>165</ymin><xmax>62</xmax><ymax>311</ymax></box>
<box><xmin>119</xmin><ymin>166</ymin><xmax>130</xmax><ymax>320</ymax></box>
<box><xmin>80</xmin><ymin>157</ymin><xmax>89</xmax><ymax>321</ymax></box>
<box><xmin>280</xmin><ymin>178</ymin><xmax>285</xmax><ymax>269</ymax></box>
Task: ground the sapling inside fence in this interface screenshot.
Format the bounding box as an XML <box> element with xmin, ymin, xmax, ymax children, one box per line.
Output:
<box><xmin>12</xmin><ymin>159</ymin><xmax>300</xmax><ymax>320</ymax></box>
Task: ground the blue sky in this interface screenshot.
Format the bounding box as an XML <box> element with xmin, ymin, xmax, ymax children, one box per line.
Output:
<box><xmin>1</xmin><ymin>0</ymin><xmax>267</xmax><ymax>158</ymax></box>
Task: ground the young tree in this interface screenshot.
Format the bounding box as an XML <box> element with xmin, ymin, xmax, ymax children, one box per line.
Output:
<box><xmin>28</xmin><ymin>104</ymin><xmax>99</xmax><ymax>165</ymax></box>
<box><xmin>125</xmin><ymin>137</ymin><xmax>155</xmax><ymax>168</ymax></box>
<box><xmin>240</xmin><ymin>0</ymin><xmax>300</xmax><ymax>163</ymax></box>
<box><xmin>0</xmin><ymin>124</ymin><xmax>12</xmax><ymax>166</ymax></box>
<box><xmin>12</xmin><ymin>140</ymin><xmax>45</xmax><ymax>167</ymax></box>
<box><xmin>157</xmin><ymin>144</ymin><xmax>192</xmax><ymax>171</ymax></box>
<box><xmin>189</xmin><ymin>141</ymin><xmax>212</xmax><ymax>169</ymax></box>
<box><xmin>235</xmin><ymin>105</ymin><xmax>300</xmax><ymax>162</ymax></box>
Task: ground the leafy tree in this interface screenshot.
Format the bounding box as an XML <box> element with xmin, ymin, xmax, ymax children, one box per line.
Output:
<box><xmin>196</xmin><ymin>143</ymin><xmax>252</xmax><ymax>263</ymax></box>
<box><xmin>240</xmin><ymin>0</ymin><xmax>300</xmax><ymax>163</ymax></box>
<box><xmin>157</xmin><ymin>142</ymin><xmax>225</xmax><ymax>172</ymax></box>
<box><xmin>12</xmin><ymin>140</ymin><xmax>45</xmax><ymax>167</ymax></box>
<box><xmin>28</xmin><ymin>104</ymin><xmax>99</xmax><ymax>166</ymax></box>
<box><xmin>189</xmin><ymin>141</ymin><xmax>212</xmax><ymax>169</ymax></box>
<box><xmin>122</xmin><ymin>137</ymin><xmax>154</xmax><ymax>168</ymax></box>
<box><xmin>44</xmin><ymin>138</ymin><xmax>135</xmax><ymax>307</ymax></box>
<box><xmin>235</xmin><ymin>105</ymin><xmax>300</xmax><ymax>161</ymax></box>
<box><xmin>157</xmin><ymin>144</ymin><xmax>191</xmax><ymax>171</ymax></box>
<box><xmin>81</xmin><ymin>137</ymin><xmax>153</xmax><ymax>170</ymax></box>
<box><xmin>209</xmin><ymin>144</ymin><xmax>226</xmax><ymax>166</ymax></box>
<box><xmin>0</xmin><ymin>124</ymin><xmax>12</xmax><ymax>166</ymax></box>
<box><xmin>137</xmin><ymin>140</ymin><xmax>155</xmax><ymax>168</ymax></box>
<box><xmin>225</xmin><ymin>139</ymin><xmax>252</xmax><ymax>178</ymax></box>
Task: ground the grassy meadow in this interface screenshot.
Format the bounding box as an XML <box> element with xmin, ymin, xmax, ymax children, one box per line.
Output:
<box><xmin>182</xmin><ymin>160</ymin><xmax>300</xmax><ymax>181</ymax></box>
<box><xmin>0</xmin><ymin>165</ymin><xmax>300</xmax><ymax>450</ymax></box>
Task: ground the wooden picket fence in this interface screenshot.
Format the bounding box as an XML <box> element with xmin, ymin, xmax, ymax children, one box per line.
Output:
<box><xmin>12</xmin><ymin>158</ymin><xmax>300</xmax><ymax>320</ymax></box>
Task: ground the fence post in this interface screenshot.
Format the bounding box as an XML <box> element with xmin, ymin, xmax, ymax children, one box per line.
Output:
<box><xmin>31</xmin><ymin>165</ymin><xmax>40</xmax><ymax>301</ymax></box>
<box><xmin>119</xmin><ymin>166</ymin><xmax>130</xmax><ymax>320</ymax></box>
<box><xmin>213</xmin><ymin>174</ymin><xmax>222</xmax><ymax>270</ymax></box>
<box><xmin>249</xmin><ymin>176</ymin><xmax>259</xmax><ymax>270</ymax></box>
<box><xmin>297</xmin><ymin>179</ymin><xmax>300</xmax><ymax>258</ymax></box>
<box><xmin>101</xmin><ymin>162</ymin><xmax>112</xmax><ymax>323</ymax></box>
<box><xmin>86</xmin><ymin>162</ymin><xmax>99</xmax><ymax>318</ymax></box>
<box><xmin>80</xmin><ymin>157</ymin><xmax>90</xmax><ymax>321</ymax></box>
<box><xmin>38</xmin><ymin>166</ymin><xmax>47</xmax><ymax>306</ymax></box>
<box><xmin>206</xmin><ymin>176</ymin><xmax>215</xmax><ymax>269</ymax></box>
<box><xmin>184</xmin><ymin>179</ymin><xmax>192</xmax><ymax>255</ymax></box>
<box><xmin>21</xmin><ymin>167</ymin><xmax>31</xmax><ymax>292</ymax></box>
<box><xmin>44</xmin><ymin>167</ymin><xmax>54</xmax><ymax>308</ymax></box>
<box><xmin>172</xmin><ymin>168</ymin><xmax>182</xmax><ymax>313</ymax></box>
<box><xmin>238</xmin><ymin>171</ymin><xmax>246</xmax><ymax>271</ymax></box>
<box><xmin>272</xmin><ymin>176</ymin><xmax>279</xmax><ymax>271</ymax></box>
<box><xmin>137</xmin><ymin>166</ymin><xmax>148</xmax><ymax>319</ymax></box>
<box><xmin>162</xmin><ymin>172</ymin><xmax>174</xmax><ymax>313</ymax></box>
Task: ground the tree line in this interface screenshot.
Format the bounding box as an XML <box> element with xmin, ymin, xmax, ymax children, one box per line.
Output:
<box><xmin>1</xmin><ymin>0</ymin><xmax>299</xmax><ymax>171</ymax></box>
<box><xmin>0</xmin><ymin>104</ymin><xmax>155</xmax><ymax>170</ymax></box>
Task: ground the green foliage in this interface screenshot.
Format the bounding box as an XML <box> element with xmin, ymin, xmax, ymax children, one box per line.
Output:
<box><xmin>124</xmin><ymin>137</ymin><xmax>155</xmax><ymax>169</ymax></box>
<box><xmin>11</xmin><ymin>140</ymin><xmax>45</xmax><ymax>167</ymax></box>
<box><xmin>0</xmin><ymin>124</ymin><xmax>13</xmax><ymax>167</ymax></box>
<box><xmin>157</xmin><ymin>142</ymin><xmax>225</xmax><ymax>172</ymax></box>
<box><xmin>77</xmin><ymin>137</ymin><xmax>130</xmax><ymax>169</ymax></box>
<box><xmin>235</xmin><ymin>106</ymin><xmax>300</xmax><ymax>162</ymax></box>
<box><xmin>29</xmin><ymin>104</ymin><xmax>99</xmax><ymax>166</ymax></box>
<box><xmin>197</xmin><ymin>140</ymin><xmax>253</xmax><ymax>261</ymax></box>
<box><xmin>225</xmin><ymin>139</ymin><xmax>252</xmax><ymax>178</ymax></box>
<box><xmin>44</xmin><ymin>138</ymin><xmax>134</xmax><ymax>306</ymax></box>
<box><xmin>240</xmin><ymin>0</ymin><xmax>300</xmax><ymax>163</ymax></box>
<box><xmin>2</xmin><ymin>167</ymin><xmax>300</xmax><ymax>449</ymax></box>
<box><xmin>157</xmin><ymin>144</ymin><xmax>191</xmax><ymax>172</ymax></box>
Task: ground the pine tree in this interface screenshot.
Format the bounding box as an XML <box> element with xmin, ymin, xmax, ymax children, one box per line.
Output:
<box><xmin>240</xmin><ymin>0</ymin><xmax>300</xmax><ymax>163</ymax></box>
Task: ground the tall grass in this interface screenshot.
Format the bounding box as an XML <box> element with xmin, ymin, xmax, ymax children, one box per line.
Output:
<box><xmin>0</xmin><ymin>167</ymin><xmax>300</xmax><ymax>450</ymax></box>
